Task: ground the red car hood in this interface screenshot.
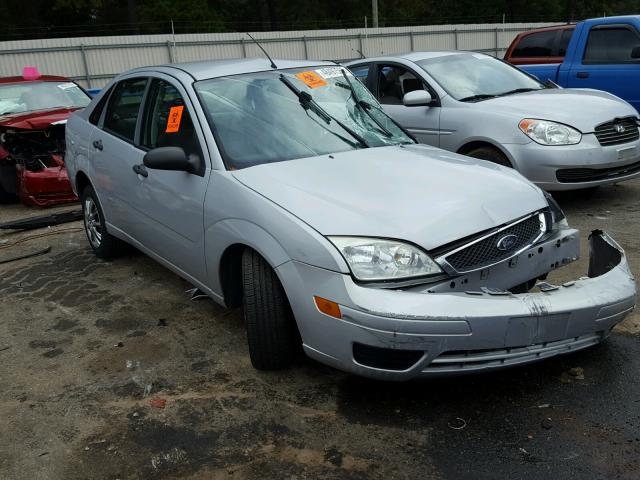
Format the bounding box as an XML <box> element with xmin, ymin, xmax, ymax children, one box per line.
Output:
<box><xmin>0</xmin><ymin>107</ymin><xmax>82</xmax><ymax>130</ymax></box>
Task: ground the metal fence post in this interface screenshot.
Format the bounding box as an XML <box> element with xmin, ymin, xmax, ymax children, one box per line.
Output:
<box><xmin>359</xmin><ymin>33</ymin><xmax>364</xmax><ymax>58</ymax></box>
<box><xmin>303</xmin><ymin>35</ymin><xmax>308</xmax><ymax>59</ymax></box>
<box><xmin>454</xmin><ymin>29</ymin><xmax>458</xmax><ymax>50</ymax></box>
<box><xmin>409</xmin><ymin>31</ymin><xmax>414</xmax><ymax>51</ymax></box>
<box><xmin>166</xmin><ymin>40</ymin><xmax>174</xmax><ymax>63</ymax></box>
<box><xmin>241</xmin><ymin>37</ymin><xmax>247</xmax><ymax>57</ymax></box>
<box><xmin>79</xmin><ymin>44</ymin><xmax>91</xmax><ymax>88</ymax></box>
<box><xmin>495</xmin><ymin>27</ymin><xmax>499</xmax><ymax>56</ymax></box>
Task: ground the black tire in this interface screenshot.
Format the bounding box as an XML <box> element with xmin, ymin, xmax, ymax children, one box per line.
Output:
<box><xmin>241</xmin><ymin>248</ymin><xmax>299</xmax><ymax>370</ymax></box>
<box><xmin>80</xmin><ymin>185</ymin><xmax>123</xmax><ymax>259</ymax></box>
<box><xmin>466</xmin><ymin>146</ymin><xmax>513</xmax><ymax>168</ymax></box>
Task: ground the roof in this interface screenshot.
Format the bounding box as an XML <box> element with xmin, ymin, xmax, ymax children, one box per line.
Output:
<box><xmin>0</xmin><ymin>75</ymin><xmax>71</xmax><ymax>85</ymax></box>
<box><xmin>346</xmin><ymin>51</ymin><xmax>474</xmax><ymax>64</ymax></box>
<box><xmin>131</xmin><ymin>58</ymin><xmax>337</xmax><ymax>81</ymax></box>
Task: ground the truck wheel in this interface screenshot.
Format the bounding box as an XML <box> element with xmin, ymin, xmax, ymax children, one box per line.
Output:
<box><xmin>241</xmin><ymin>248</ymin><xmax>299</xmax><ymax>370</ymax></box>
<box><xmin>81</xmin><ymin>186</ymin><xmax>123</xmax><ymax>259</ymax></box>
<box><xmin>466</xmin><ymin>146</ymin><xmax>513</xmax><ymax>168</ymax></box>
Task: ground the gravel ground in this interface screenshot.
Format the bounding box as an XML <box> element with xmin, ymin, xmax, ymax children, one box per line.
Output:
<box><xmin>1</xmin><ymin>179</ymin><xmax>639</xmax><ymax>480</ymax></box>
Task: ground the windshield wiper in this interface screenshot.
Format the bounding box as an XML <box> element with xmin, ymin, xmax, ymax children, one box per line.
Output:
<box><xmin>496</xmin><ymin>87</ymin><xmax>541</xmax><ymax>97</ymax></box>
<box><xmin>458</xmin><ymin>94</ymin><xmax>499</xmax><ymax>102</ymax></box>
<box><xmin>339</xmin><ymin>70</ymin><xmax>393</xmax><ymax>138</ymax></box>
<box><xmin>279</xmin><ymin>74</ymin><xmax>369</xmax><ymax>148</ymax></box>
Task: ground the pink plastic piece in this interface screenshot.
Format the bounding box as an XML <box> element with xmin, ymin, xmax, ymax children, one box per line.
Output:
<box><xmin>22</xmin><ymin>66</ymin><xmax>41</xmax><ymax>80</ymax></box>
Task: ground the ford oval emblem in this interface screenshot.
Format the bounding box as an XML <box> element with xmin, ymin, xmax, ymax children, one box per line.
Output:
<box><xmin>496</xmin><ymin>234</ymin><xmax>518</xmax><ymax>251</ymax></box>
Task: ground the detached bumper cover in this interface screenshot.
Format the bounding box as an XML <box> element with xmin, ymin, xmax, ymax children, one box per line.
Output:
<box><xmin>280</xmin><ymin>231</ymin><xmax>636</xmax><ymax>380</ymax></box>
<box><xmin>17</xmin><ymin>154</ymin><xmax>78</xmax><ymax>207</ymax></box>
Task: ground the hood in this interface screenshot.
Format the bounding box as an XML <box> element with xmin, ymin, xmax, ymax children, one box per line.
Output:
<box><xmin>475</xmin><ymin>89</ymin><xmax>638</xmax><ymax>132</ymax></box>
<box><xmin>0</xmin><ymin>107</ymin><xmax>81</xmax><ymax>130</ymax></box>
<box><xmin>232</xmin><ymin>145</ymin><xmax>547</xmax><ymax>251</ymax></box>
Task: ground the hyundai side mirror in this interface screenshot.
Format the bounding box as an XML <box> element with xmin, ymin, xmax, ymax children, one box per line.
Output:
<box><xmin>143</xmin><ymin>146</ymin><xmax>200</xmax><ymax>174</ymax></box>
<box><xmin>403</xmin><ymin>90</ymin><xmax>432</xmax><ymax>107</ymax></box>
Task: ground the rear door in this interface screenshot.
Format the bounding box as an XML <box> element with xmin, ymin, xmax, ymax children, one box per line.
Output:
<box><xmin>567</xmin><ymin>23</ymin><xmax>640</xmax><ymax>111</ymax></box>
<box><xmin>370</xmin><ymin>62</ymin><xmax>441</xmax><ymax>147</ymax></box>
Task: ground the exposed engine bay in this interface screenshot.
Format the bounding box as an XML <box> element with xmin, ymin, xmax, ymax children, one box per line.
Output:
<box><xmin>0</xmin><ymin>123</ymin><xmax>77</xmax><ymax>206</ymax></box>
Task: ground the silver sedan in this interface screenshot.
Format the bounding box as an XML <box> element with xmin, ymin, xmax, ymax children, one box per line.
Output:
<box><xmin>346</xmin><ymin>52</ymin><xmax>640</xmax><ymax>191</ymax></box>
<box><xmin>65</xmin><ymin>59</ymin><xmax>636</xmax><ymax>380</ymax></box>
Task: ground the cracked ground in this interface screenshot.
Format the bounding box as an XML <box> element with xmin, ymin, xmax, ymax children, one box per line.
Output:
<box><xmin>1</xmin><ymin>179</ymin><xmax>639</xmax><ymax>480</ymax></box>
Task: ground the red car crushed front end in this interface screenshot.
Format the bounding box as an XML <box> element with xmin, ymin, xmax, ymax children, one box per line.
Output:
<box><xmin>0</xmin><ymin>106</ymin><xmax>81</xmax><ymax>207</ymax></box>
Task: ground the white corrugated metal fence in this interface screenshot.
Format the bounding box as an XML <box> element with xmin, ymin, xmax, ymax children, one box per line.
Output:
<box><xmin>0</xmin><ymin>22</ymin><xmax>560</xmax><ymax>88</ymax></box>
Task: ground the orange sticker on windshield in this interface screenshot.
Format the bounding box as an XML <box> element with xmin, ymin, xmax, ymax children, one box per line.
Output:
<box><xmin>295</xmin><ymin>71</ymin><xmax>327</xmax><ymax>89</ymax></box>
<box><xmin>165</xmin><ymin>106</ymin><xmax>184</xmax><ymax>133</ymax></box>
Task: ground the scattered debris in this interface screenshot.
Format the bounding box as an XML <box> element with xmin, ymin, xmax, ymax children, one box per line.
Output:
<box><xmin>37</xmin><ymin>452</ymin><xmax>49</xmax><ymax>457</ymax></box>
<box><xmin>0</xmin><ymin>209</ymin><xmax>82</xmax><ymax>230</ymax></box>
<box><xmin>114</xmin><ymin>342</ymin><xmax>124</xmax><ymax>348</ymax></box>
<box><xmin>447</xmin><ymin>417</ymin><xmax>468</xmax><ymax>430</ymax></box>
<box><xmin>157</xmin><ymin>318</ymin><xmax>168</xmax><ymax>327</ymax></box>
<box><xmin>143</xmin><ymin>383</ymin><xmax>153</xmax><ymax>397</ymax></box>
<box><xmin>541</xmin><ymin>417</ymin><xmax>553</xmax><ymax>430</ymax></box>
<box><xmin>150</xmin><ymin>447</ymin><xmax>187</xmax><ymax>470</ymax></box>
<box><xmin>0</xmin><ymin>245</ymin><xmax>51</xmax><ymax>264</ymax></box>
<box><xmin>568</xmin><ymin>367</ymin><xmax>585</xmax><ymax>380</ymax></box>
<box><xmin>0</xmin><ymin>346</ymin><xmax>10</xmax><ymax>353</ymax></box>
<box><xmin>536</xmin><ymin>404</ymin><xmax>550</xmax><ymax>409</ymax></box>
<box><xmin>186</xmin><ymin>287</ymin><xmax>208</xmax><ymax>301</ymax></box>
<box><xmin>149</xmin><ymin>397</ymin><xmax>167</xmax><ymax>409</ymax></box>
<box><xmin>125</xmin><ymin>360</ymin><xmax>140</xmax><ymax>370</ymax></box>
<box><xmin>324</xmin><ymin>446</ymin><xmax>343</xmax><ymax>467</ymax></box>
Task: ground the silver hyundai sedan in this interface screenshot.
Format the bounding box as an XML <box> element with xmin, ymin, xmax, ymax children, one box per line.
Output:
<box><xmin>65</xmin><ymin>59</ymin><xmax>636</xmax><ymax>380</ymax></box>
<box><xmin>346</xmin><ymin>52</ymin><xmax>640</xmax><ymax>191</ymax></box>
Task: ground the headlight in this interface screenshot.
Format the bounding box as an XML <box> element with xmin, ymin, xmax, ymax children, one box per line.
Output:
<box><xmin>519</xmin><ymin>119</ymin><xmax>581</xmax><ymax>145</ymax></box>
<box><xmin>543</xmin><ymin>191</ymin><xmax>569</xmax><ymax>229</ymax></box>
<box><xmin>328</xmin><ymin>236</ymin><xmax>443</xmax><ymax>281</ymax></box>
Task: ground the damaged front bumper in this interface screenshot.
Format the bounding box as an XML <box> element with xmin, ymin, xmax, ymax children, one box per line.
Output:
<box><xmin>15</xmin><ymin>154</ymin><xmax>78</xmax><ymax>207</ymax></box>
<box><xmin>279</xmin><ymin>230</ymin><xmax>636</xmax><ymax>380</ymax></box>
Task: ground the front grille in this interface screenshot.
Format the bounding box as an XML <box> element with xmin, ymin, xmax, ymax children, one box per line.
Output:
<box><xmin>556</xmin><ymin>160</ymin><xmax>640</xmax><ymax>183</ymax></box>
<box><xmin>444</xmin><ymin>213</ymin><xmax>543</xmax><ymax>272</ymax></box>
<box><xmin>594</xmin><ymin>117</ymin><xmax>639</xmax><ymax>146</ymax></box>
<box><xmin>423</xmin><ymin>334</ymin><xmax>602</xmax><ymax>374</ymax></box>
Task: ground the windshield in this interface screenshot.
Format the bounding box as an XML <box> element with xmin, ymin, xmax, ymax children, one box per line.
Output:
<box><xmin>0</xmin><ymin>81</ymin><xmax>91</xmax><ymax>116</ymax></box>
<box><xmin>417</xmin><ymin>53</ymin><xmax>544</xmax><ymax>102</ymax></box>
<box><xmin>194</xmin><ymin>66</ymin><xmax>414</xmax><ymax>169</ymax></box>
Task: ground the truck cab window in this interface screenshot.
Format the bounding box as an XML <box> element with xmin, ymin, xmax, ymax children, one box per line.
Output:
<box><xmin>584</xmin><ymin>26</ymin><xmax>640</xmax><ymax>64</ymax></box>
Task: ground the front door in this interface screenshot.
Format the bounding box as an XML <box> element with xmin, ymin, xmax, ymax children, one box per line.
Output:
<box><xmin>372</xmin><ymin>63</ymin><xmax>441</xmax><ymax>146</ymax></box>
<box><xmin>567</xmin><ymin>23</ymin><xmax>640</xmax><ymax>112</ymax></box>
<box><xmin>131</xmin><ymin>76</ymin><xmax>211</xmax><ymax>283</ymax></box>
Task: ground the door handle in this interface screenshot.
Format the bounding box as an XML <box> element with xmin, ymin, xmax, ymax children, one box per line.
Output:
<box><xmin>576</xmin><ymin>71</ymin><xmax>590</xmax><ymax>79</ymax></box>
<box><xmin>132</xmin><ymin>164</ymin><xmax>148</xmax><ymax>178</ymax></box>
<box><xmin>92</xmin><ymin>139</ymin><xmax>103</xmax><ymax>151</ymax></box>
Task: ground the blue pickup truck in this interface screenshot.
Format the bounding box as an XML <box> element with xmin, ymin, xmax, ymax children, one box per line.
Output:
<box><xmin>504</xmin><ymin>16</ymin><xmax>640</xmax><ymax>112</ymax></box>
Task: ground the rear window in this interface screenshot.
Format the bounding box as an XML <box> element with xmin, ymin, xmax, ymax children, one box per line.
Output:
<box><xmin>583</xmin><ymin>26</ymin><xmax>640</xmax><ymax>64</ymax></box>
<box><xmin>512</xmin><ymin>30</ymin><xmax>558</xmax><ymax>58</ymax></box>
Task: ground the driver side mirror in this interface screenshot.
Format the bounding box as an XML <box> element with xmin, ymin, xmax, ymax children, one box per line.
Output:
<box><xmin>403</xmin><ymin>90</ymin><xmax>432</xmax><ymax>107</ymax></box>
<box><xmin>631</xmin><ymin>46</ymin><xmax>640</xmax><ymax>59</ymax></box>
<box><xmin>143</xmin><ymin>146</ymin><xmax>200</xmax><ymax>174</ymax></box>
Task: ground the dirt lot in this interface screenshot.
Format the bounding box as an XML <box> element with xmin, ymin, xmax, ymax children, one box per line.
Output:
<box><xmin>1</xmin><ymin>180</ymin><xmax>639</xmax><ymax>480</ymax></box>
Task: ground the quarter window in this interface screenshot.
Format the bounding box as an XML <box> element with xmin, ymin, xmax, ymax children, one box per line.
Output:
<box><xmin>103</xmin><ymin>78</ymin><xmax>147</xmax><ymax>142</ymax></box>
<box><xmin>583</xmin><ymin>26</ymin><xmax>640</xmax><ymax>64</ymax></box>
<box><xmin>141</xmin><ymin>79</ymin><xmax>201</xmax><ymax>159</ymax></box>
<box><xmin>558</xmin><ymin>29</ymin><xmax>575</xmax><ymax>56</ymax></box>
<box><xmin>512</xmin><ymin>30</ymin><xmax>557</xmax><ymax>58</ymax></box>
<box><xmin>375</xmin><ymin>65</ymin><xmax>424</xmax><ymax>105</ymax></box>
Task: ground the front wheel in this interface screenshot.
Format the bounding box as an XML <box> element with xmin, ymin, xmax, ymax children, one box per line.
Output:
<box><xmin>241</xmin><ymin>248</ymin><xmax>299</xmax><ymax>370</ymax></box>
<box><xmin>81</xmin><ymin>186</ymin><xmax>123</xmax><ymax>259</ymax></box>
<box><xmin>466</xmin><ymin>146</ymin><xmax>513</xmax><ymax>168</ymax></box>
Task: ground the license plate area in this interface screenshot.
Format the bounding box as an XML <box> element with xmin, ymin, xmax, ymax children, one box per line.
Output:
<box><xmin>617</xmin><ymin>146</ymin><xmax>637</xmax><ymax>161</ymax></box>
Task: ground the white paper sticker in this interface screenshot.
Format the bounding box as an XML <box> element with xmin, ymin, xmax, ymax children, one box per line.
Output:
<box><xmin>57</xmin><ymin>82</ymin><xmax>77</xmax><ymax>90</ymax></box>
<box><xmin>315</xmin><ymin>67</ymin><xmax>346</xmax><ymax>79</ymax></box>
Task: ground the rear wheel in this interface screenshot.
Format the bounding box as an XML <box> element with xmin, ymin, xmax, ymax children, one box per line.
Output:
<box><xmin>81</xmin><ymin>186</ymin><xmax>123</xmax><ymax>259</ymax></box>
<box><xmin>241</xmin><ymin>248</ymin><xmax>299</xmax><ymax>370</ymax></box>
<box><xmin>466</xmin><ymin>146</ymin><xmax>513</xmax><ymax>168</ymax></box>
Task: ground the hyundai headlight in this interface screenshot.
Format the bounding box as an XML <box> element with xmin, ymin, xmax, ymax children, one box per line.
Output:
<box><xmin>543</xmin><ymin>191</ymin><xmax>569</xmax><ymax>229</ymax></box>
<box><xmin>328</xmin><ymin>236</ymin><xmax>443</xmax><ymax>281</ymax></box>
<box><xmin>519</xmin><ymin>119</ymin><xmax>581</xmax><ymax>145</ymax></box>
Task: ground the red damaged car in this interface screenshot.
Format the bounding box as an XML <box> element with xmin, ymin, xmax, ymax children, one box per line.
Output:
<box><xmin>0</xmin><ymin>70</ymin><xmax>91</xmax><ymax>206</ymax></box>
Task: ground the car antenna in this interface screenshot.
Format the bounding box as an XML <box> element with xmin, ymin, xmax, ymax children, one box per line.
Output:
<box><xmin>246</xmin><ymin>33</ymin><xmax>278</xmax><ymax>69</ymax></box>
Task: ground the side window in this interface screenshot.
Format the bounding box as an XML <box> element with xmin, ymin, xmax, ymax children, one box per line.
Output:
<box><xmin>103</xmin><ymin>78</ymin><xmax>147</xmax><ymax>142</ymax></box>
<box><xmin>349</xmin><ymin>64</ymin><xmax>371</xmax><ymax>85</ymax></box>
<box><xmin>141</xmin><ymin>79</ymin><xmax>202</xmax><ymax>160</ymax></box>
<box><xmin>88</xmin><ymin>86</ymin><xmax>113</xmax><ymax>125</ymax></box>
<box><xmin>376</xmin><ymin>65</ymin><xmax>424</xmax><ymax>105</ymax></box>
<box><xmin>512</xmin><ymin>30</ymin><xmax>557</xmax><ymax>58</ymax></box>
<box><xmin>558</xmin><ymin>28</ymin><xmax>574</xmax><ymax>57</ymax></box>
<box><xmin>583</xmin><ymin>26</ymin><xmax>640</xmax><ymax>64</ymax></box>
